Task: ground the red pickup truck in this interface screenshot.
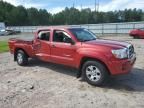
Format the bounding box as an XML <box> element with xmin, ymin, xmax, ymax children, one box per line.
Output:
<box><xmin>8</xmin><ymin>27</ymin><xmax>136</xmax><ymax>86</ymax></box>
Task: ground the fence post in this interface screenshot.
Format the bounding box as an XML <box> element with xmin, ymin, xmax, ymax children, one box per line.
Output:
<box><xmin>116</xmin><ymin>24</ymin><xmax>118</xmax><ymax>35</ymax></box>
<box><xmin>88</xmin><ymin>24</ymin><xmax>89</xmax><ymax>30</ymax></box>
<box><xmin>22</xmin><ymin>27</ymin><xmax>24</xmax><ymax>33</ymax></box>
<box><xmin>133</xmin><ymin>23</ymin><xmax>135</xmax><ymax>29</ymax></box>
<box><xmin>102</xmin><ymin>23</ymin><xmax>104</xmax><ymax>36</ymax></box>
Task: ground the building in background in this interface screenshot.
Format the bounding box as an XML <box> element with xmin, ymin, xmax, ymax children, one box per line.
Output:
<box><xmin>0</xmin><ymin>22</ymin><xmax>5</xmax><ymax>30</ymax></box>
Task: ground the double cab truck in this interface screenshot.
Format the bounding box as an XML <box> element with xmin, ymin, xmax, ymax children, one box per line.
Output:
<box><xmin>8</xmin><ymin>27</ymin><xmax>136</xmax><ymax>86</ymax></box>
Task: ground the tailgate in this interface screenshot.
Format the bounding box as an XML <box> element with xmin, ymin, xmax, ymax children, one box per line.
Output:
<box><xmin>8</xmin><ymin>38</ymin><xmax>17</xmax><ymax>54</ymax></box>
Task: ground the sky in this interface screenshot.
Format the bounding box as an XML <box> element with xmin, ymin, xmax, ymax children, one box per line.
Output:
<box><xmin>2</xmin><ymin>0</ymin><xmax>144</xmax><ymax>14</ymax></box>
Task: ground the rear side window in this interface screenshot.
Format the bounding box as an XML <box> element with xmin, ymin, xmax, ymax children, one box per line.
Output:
<box><xmin>38</xmin><ymin>31</ymin><xmax>50</xmax><ymax>41</ymax></box>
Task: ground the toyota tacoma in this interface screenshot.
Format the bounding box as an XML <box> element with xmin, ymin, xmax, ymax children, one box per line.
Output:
<box><xmin>8</xmin><ymin>27</ymin><xmax>136</xmax><ymax>86</ymax></box>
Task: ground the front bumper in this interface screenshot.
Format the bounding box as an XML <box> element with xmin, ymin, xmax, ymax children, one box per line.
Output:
<box><xmin>108</xmin><ymin>53</ymin><xmax>136</xmax><ymax>75</ymax></box>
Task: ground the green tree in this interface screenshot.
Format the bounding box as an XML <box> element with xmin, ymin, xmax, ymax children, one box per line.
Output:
<box><xmin>0</xmin><ymin>0</ymin><xmax>144</xmax><ymax>26</ymax></box>
<box><xmin>27</xmin><ymin>8</ymin><xmax>40</xmax><ymax>25</ymax></box>
<box><xmin>38</xmin><ymin>9</ymin><xmax>52</xmax><ymax>25</ymax></box>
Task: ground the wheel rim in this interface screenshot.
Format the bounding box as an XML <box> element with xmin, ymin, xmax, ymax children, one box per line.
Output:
<box><xmin>86</xmin><ymin>65</ymin><xmax>101</xmax><ymax>82</ymax></box>
<box><xmin>17</xmin><ymin>53</ymin><xmax>23</xmax><ymax>64</ymax></box>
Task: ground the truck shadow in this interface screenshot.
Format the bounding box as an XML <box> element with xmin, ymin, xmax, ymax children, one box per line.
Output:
<box><xmin>28</xmin><ymin>59</ymin><xmax>77</xmax><ymax>77</ymax></box>
<box><xmin>28</xmin><ymin>59</ymin><xmax>144</xmax><ymax>92</ymax></box>
<box><xmin>104</xmin><ymin>68</ymin><xmax>144</xmax><ymax>92</ymax></box>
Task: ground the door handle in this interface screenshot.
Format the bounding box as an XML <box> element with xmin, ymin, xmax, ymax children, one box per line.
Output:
<box><xmin>52</xmin><ymin>44</ymin><xmax>56</xmax><ymax>47</ymax></box>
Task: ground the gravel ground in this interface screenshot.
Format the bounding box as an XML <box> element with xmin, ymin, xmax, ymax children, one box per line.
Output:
<box><xmin>0</xmin><ymin>34</ymin><xmax>144</xmax><ymax>108</ymax></box>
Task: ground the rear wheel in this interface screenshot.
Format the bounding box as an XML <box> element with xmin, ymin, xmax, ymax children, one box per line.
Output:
<box><xmin>16</xmin><ymin>50</ymin><xmax>28</xmax><ymax>66</ymax></box>
<box><xmin>82</xmin><ymin>61</ymin><xmax>109</xmax><ymax>86</ymax></box>
<box><xmin>133</xmin><ymin>36</ymin><xmax>136</xmax><ymax>39</ymax></box>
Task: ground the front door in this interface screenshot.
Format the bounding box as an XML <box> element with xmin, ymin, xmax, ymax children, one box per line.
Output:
<box><xmin>51</xmin><ymin>30</ymin><xmax>76</xmax><ymax>67</ymax></box>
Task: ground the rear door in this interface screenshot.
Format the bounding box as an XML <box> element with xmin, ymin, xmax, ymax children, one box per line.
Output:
<box><xmin>50</xmin><ymin>30</ymin><xmax>76</xmax><ymax>67</ymax></box>
<box><xmin>34</xmin><ymin>30</ymin><xmax>51</xmax><ymax>61</ymax></box>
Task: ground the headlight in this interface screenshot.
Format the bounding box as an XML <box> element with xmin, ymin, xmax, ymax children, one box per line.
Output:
<box><xmin>112</xmin><ymin>48</ymin><xmax>128</xmax><ymax>59</ymax></box>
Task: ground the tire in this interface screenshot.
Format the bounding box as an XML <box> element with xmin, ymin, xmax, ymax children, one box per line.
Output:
<box><xmin>133</xmin><ymin>36</ymin><xmax>137</xmax><ymax>39</ymax></box>
<box><xmin>82</xmin><ymin>60</ymin><xmax>109</xmax><ymax>86</ymax></box>
<box><xmin>133</xmin><ymin>35</ymin><xmax>140</xmax><ymax>39</ymax></box>
<box><xmin>16</xmin><ymin>50</ymin><xmax>28</xmax><ymax>66</ymax></box>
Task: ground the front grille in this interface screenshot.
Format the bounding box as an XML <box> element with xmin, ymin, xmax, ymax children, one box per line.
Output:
<box><xmin>128</xmin><ymin>45</ymin><xmax>134</xmax><ymax>58</ymax></box>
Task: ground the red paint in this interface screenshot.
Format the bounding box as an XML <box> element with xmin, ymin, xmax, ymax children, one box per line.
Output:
<box><xmin>8</xmin><ymin>27</ymin><xmax>136</xmax><ymax>75</ymax></box>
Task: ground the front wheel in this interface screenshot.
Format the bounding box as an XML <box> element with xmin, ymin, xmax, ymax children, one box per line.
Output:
<box><xmin>16</xmin><ymin>50</ymin><xmax>28</xmax><ymax>66</ymax></box>
<box><xmin>82</xmin><ymin>61</ymin><xmax>109</xmax><ymax>86</ymax></box>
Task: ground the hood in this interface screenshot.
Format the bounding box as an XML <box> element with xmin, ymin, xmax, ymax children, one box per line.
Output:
<box><xmin>83</xmin><ymin>39</ymin><xmax>131</xmax><ymax>49</ymax></box>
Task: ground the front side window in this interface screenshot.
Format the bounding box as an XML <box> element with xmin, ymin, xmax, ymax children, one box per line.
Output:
<box><xmin>53</xmin><ymin>30</ymin><xmax>72</xmax><ymax>43</ymax></box>
<box><xmin>69</xmin><ymin>28</ymin><xmax>96</xmax><ymax>42</ymax></box>
<box><xmin>38</xmin><ymin>31</ymin><xmax>50</xmax><ymax>41</ymax></box>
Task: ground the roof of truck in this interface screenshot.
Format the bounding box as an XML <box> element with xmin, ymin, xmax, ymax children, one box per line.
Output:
<box><xmin>37</xmin><ymin>26</ymin><xmax>83</xmax><ymax>31</ymax></box>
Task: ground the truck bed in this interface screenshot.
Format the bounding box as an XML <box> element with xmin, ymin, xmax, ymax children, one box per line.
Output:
<box><xmin>8</xmin><ymin>38</ymin><xmax>34</xmax><ymax>56</ymax></box>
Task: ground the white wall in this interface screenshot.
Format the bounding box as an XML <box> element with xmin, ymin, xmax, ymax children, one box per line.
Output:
<box><xmin>0</xmin><ymin>22</ymin><xmax>5</xmax><ymax>30</ymax></box>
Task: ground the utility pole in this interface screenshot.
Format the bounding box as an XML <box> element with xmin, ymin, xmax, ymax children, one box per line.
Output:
<box><xmin>94</xmin><ymin>0</ymin><xmax>100</xmax><ymax>23</ymax></box>
<box><xmin>73</xmin><ymin>0</ymin><xmax>77</xmax><ymax>8</ymax></box>
<box><xmin>95</xmin><ymin>0</ymin><xmax>99</xmax><ymax>12</ymax></box>
<box><xmin>95</xmin><ymin>0</ymin><xmax>97</xmax><ymax>12</ymax></box>
<box><xmin>97</xmin><ymin>0</ymin><xmax>99</xmax><ymax>12</ymax></box>
<box><xmin>73</xmin><ymin>2</ymin><xmax>75</xmax><ymax>8</ymax></box>
<box><xmin>81</xmin><ymin>4</ymin><xmax>82</xmax><ymax>10</ymax></box>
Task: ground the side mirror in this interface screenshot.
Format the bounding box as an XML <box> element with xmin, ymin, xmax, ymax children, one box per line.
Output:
<box><xmin>71</xmin><ymin>40</ymin><xmax>75</xmax><ymax>45</ymax></box>
<box><xmin>64</xmin><ymin>37</ymin><xmax>75</xmax><ymax>45</ymax></box>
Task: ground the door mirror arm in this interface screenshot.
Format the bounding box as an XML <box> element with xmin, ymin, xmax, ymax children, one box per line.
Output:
<box><xmin>64</xmin><ymin>38</ymin><xmax>75</xmax><ymax>45</ymax></box>
<box><xmin>71</xmin><ymin>40</ymin><xmax>75</xmax><ymax>45</ymax></box>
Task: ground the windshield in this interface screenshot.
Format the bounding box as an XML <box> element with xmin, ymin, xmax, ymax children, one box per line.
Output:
<box><xmin>69</xmin><ymin>28</ymin><xmax>97</xmax><ymax>42</ymax></box>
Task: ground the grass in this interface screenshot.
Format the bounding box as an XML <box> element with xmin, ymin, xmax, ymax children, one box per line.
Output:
<box><xmin>0</xmin><ymin>41</ymin><xmax>9</xmax><ymax>53</ymax></box>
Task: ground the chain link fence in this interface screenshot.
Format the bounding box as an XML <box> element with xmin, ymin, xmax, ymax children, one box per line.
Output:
<box><xmin>8</xmin><ymin>21</ymin><xmax>144</xmax><ymax>35</ymax></box>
